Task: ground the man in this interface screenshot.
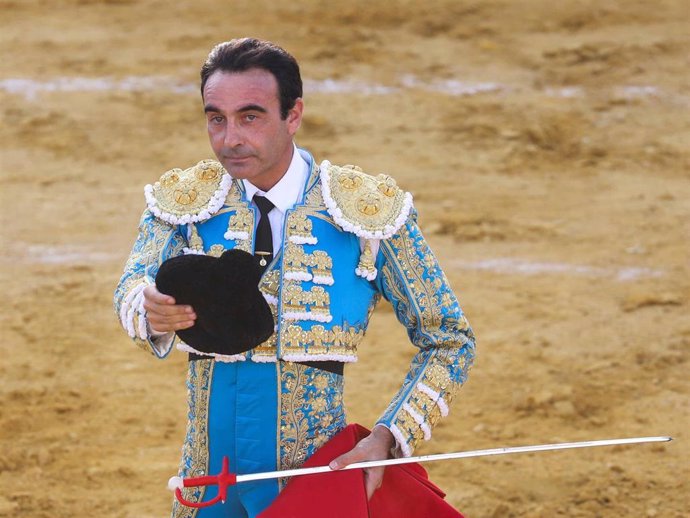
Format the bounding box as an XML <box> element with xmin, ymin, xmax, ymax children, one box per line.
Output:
<box><xmin>115</xmin><ymin>38</ymin><xmax>476</xmax><ymax>518</ymax></box>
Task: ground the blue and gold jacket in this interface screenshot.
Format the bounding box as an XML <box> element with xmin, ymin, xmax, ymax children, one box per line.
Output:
<box><xmin>114</xmin><ymin>149</ymin><xmax>476</xmax><ymax>456</ymax></box>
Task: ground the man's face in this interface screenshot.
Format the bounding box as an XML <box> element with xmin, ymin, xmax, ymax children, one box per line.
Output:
<box><xmin>203</xmin><ymin>68</ymin><xmax>303</xmax><ymax>191</ymax></box>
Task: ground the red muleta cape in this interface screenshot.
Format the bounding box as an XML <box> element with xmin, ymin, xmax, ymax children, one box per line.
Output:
<box><xmin>259</xmin><ymin>424</ymin><xmax>464</xmax><ymax>518</ymax></box>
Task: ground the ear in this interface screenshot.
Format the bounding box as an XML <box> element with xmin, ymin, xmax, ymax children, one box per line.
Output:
<box><xmin>286</xmin><ymin>98</ymin><xmax>304</xmax><ymax>135</ymax></box>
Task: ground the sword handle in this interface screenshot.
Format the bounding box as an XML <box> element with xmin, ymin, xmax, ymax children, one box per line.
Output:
<box><xmin>173</xmin><ymin>457</ymin><xmax>236</xmax><ymax>508</ymax></box>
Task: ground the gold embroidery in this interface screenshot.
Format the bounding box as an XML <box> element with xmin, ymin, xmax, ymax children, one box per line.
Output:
<box><xmin>283</xmin><ymin>284</ymin><xmax>308</xmax><ymax>313</ymax></box>
<box><xmin>281</xmin><ymin>323</ymin><xmax>364</xmax><ymax>357</ymax></box>
<box><xmin>153</xmin><ymin>160</ymin><xmax>225</xmax><ymax>218</ymax></box>
<box><xmin>207</xmin><ymin>244</ymin><xmax>225</xmax><ymax>257</ymax></box>
<box><xmin>356</xmin><ymin>240</ymin><xmax>377</xmax><ymax>279</ymax></box>
<box><xmin>356</xmin><ymin>192</ymin><xmax>381</xmax><ymax>216</ymax></box>
<box><xmin>284</xmin><ymin>243</ymin><xmax>311</xmax><ymax>279</ymax></box>
<box><xmin>303</xmin><ymin>184</ymin><xmax>324</xmax><ymax>207</ymax></box>
<box><xmin>282</xmin><ymin>282</ymin><xmax>332</xmax><ymax>321</ymax></box>
<box><xmin>223</xmin><ymin>181</ymin><xmax>242</xmax><ymax>204</ymax></box>
<box><xmin>311</xmin><ymin>250</ymin><xmax>333</xmax><ymax>280</ymax></box>
<box><xmin>196</xmin><ymin>166</ymin><xmax>220</xmax><ymax>181</ymax></box>
<box><xmin>395</xmin><ymin>410</ymin><xmax>425</xmax><ymax>444</ymax></box>
<box><xmin>383</xmin><ymin>225</ymin><xmax>457</xmax><ymax>335</ymax></box>
<box><xmin>286</xmin><ymin>211</ymin><xmax>316</xmax><ymax>243</ymax></box>
<box><xmin>173</xmin><ymin>360</ymin><xmax>213</xmax><ymax>518</ymax></box>
<box><xmin>280</xmin><ymin>363</ymin><xmax>310</xmax><ymax>471</ymax></box>
<box><xmin>409</xmin><ymin>388</ymin><xmax>443</xmax><ymax>427</ymax></box>
<box><xmin>279</xmin><ymin>363</ymin><xmax>346</xmax><ymax>483</ymax></box>
<box><xmin>309</xmin><ymin>286</ymin><xmax>330</xmax><ymax>318</ymax></box>
<box><xmin>423</xmin><ymin>364</ymin><xmax>453</xmax><ymax>394</ymax></box>
<box><xmin>187</xmin><ymin>225</ymin><xmax>204</xmax><ymax>254</ymax></box>
<box><xmin>323</xmin><ymin>163</ymin><xmax>408</xmax><ymax>233</ymax></box>
<box><xmin>377</xmin><ymin>174</ymin><xmax>398</xmax><ymax>197</ymax></box>
<box><xmin>259</xmin><ymin>269</ymin><xmax>280</xmax><ymax>298</ymax></box>
<box><xmin>226</xmin><ymin>208</ymin><xmax>253</xmax><ymax>236</ymax></box>
<box><xmin>176</xmin><ymin>189</ymin><xmax>198</xmax><ymax>205</ymax></box>
<box><xmin>338</xmin><ymin>170</ymin><xmax>364</xmax><ymax>190</ymax></box>
<box><xmin>252</xmin><ymin>332</ymin><xmax>277</xmax><ymax>357</ymax></box>
<box><xmin>252</xmin><ymin>270</ymin><xmax>280</xmax><ymax>359</ymax></box>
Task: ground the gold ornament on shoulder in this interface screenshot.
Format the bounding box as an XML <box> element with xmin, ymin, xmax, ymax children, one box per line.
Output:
<box><xmin>338</xmin><ymin>172</ymin><xmax>364</xmax><ymax>190</ymax></box>
<box><xmin>325</xmin><ymin>163</ymin><xmax>407</xmax><ymax>232</ymax></box>
<box><xmin>356</xmin><ymin>193</ymin><xmax>382</xmax><ymax>216</ymax></box>
<box><xmin>152</xmin><ymin>160</ymin><xmax>226</xmax><ymax>217</ymax></box>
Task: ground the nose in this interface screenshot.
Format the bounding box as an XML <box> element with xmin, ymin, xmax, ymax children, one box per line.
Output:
<box><xmin>222</xmin><ymin>122</ymin><xmax>244</xmax><ymax>148</ymax></box>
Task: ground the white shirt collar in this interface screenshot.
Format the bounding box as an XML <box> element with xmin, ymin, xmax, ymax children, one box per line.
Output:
<box><xmin>242</xmin><ymin>144</ymin><xmax>309</xmax><ymax>214</ymax></box>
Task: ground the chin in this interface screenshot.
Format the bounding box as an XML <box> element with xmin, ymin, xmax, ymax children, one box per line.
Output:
<box><xmin>222</xmin><ymin>163</ymin><xmax>253</xmax><ymax>179</ymax></box>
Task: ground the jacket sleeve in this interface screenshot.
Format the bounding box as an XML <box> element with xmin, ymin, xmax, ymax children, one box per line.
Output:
<box><xmin>373</xmin><ymin>210</ymin><xmax>476</xmax><ymax>457</ymax></box>
<box><xmin>113</xmin><ymin>208</ymin><xmax>187</xmax><ymax>358</ymax></box>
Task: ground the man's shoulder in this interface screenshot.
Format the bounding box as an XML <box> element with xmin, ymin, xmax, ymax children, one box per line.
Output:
<box><xmin>144</xmin><ymin>159</ymin><xmax>233</xmax><ymax>225</ymax></box>
<box><xmin>318</xmin><ymin>161</ymin><xmax>413</xmax><ymax>240</ymax></box>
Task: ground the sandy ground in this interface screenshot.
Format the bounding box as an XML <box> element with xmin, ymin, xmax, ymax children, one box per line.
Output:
<box><xmin>1</xmin><ymin>1</ymin><xmax>688</xmax><ymax>516</ymax></box>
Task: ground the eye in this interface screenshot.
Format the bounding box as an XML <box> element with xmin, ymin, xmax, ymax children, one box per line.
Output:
<box><xmin>244</xmin><ymin>114</ymin><xmax>258</xmax><ymax>122</ymax></box>
<box><xmin>212</xmin><ymin>115</ymin><xmax>224</xmax><ymax>124</ymax></box>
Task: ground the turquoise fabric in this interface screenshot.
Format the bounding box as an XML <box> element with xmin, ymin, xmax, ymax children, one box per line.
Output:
<box><xmin>197</xmin><ymin>362</ymin><xmax>279</xmax><ymax>518</ymax></box>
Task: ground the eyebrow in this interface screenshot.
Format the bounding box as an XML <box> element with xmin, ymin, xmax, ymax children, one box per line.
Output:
<box><xmin>204</xmin><ymin>104</ymin><xmax>268</xmax><ymax>114</ymax></box>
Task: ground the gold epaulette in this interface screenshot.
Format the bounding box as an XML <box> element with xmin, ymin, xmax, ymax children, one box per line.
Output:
<box><xmin>144</xmin><ymin>160</ymin><xmax>232</xmax><ymax>225</ymax></box>
<box><xmin>320</xmin><ymin>161</ymin><xmax>413</xmax><ymax>240</ymax></box>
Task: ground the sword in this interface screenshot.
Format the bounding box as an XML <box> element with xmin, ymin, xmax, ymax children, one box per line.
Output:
<box><xmin>167</xmin><ymin>435</ymin><xmax>671</xmax><ymax>508</ymax></box>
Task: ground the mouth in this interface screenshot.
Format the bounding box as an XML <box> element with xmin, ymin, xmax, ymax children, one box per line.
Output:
<box><xmin>223</xmin><ymin>156</ymin><xmax>254</xmax><ymax>168</ymax></box>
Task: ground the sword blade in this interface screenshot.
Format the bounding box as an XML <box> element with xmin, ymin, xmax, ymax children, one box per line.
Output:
<box><xmin>236</xmin><ymin>436</ymin><xmax>671</xmax><ymax>483</ymax></box>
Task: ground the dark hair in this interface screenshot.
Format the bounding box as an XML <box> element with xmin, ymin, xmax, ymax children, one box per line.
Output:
<box><xmin>200</xmin><ymin>38</ymin><xmax>302</xmax><ymax>119</ymax></box>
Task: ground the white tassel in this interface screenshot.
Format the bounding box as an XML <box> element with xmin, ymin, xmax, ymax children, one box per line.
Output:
<box><xmin>354</xmin><ymin>266</ymin><xmax>378</xmax><ymax>281</ymax></box>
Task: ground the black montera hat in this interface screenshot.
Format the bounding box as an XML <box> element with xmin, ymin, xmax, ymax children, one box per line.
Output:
<box><xmin>155</xmin><ymin>249</ymin><xmax>274</xmax><ymax>355</ymax></box>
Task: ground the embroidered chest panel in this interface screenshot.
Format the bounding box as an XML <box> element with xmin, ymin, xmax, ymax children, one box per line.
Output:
<box><xmin>185</xmin><ymin>184</ymin><xmax>379</xmax><ymax>362</ymax></box>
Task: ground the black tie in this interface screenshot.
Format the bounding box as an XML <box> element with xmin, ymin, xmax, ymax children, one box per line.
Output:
<box><xmin>253</xmin><ymin>194</ymin><xmax>274</xmax><ymax>274</ymax></box>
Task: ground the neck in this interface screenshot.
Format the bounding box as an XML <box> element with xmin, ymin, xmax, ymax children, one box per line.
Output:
<box><xmin>251</xmin><ymin>145</ymin><xmax>295</xmax><ymax>192</ymax></box>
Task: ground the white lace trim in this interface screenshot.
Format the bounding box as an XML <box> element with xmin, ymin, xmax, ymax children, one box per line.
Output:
<box><xmin>283</xmin><ymin>311</ymin><xmax>333</xmax><ymax>323</ymax></box>
<box><xmin>250</xmin><ymin>354</ymin><xmax>278</xmax><ymax>363</ymax></box>
<box><xmin>288</xmin><ymin>235</ymin><xmax>318</xmax><ymax>245</ymax></box>
<box><xmin>281</xmin><ymin>353</ymin><xmax>357</xmax><ymax>363</ymax></box>
<box><xmin>312</xmin><ymin>275</ymin><xmax>335</xmax><ymax>286</ymax></box>
<box><xmin>175</xmin><ymin>342</ymin><xmax>246</xmax><ymax>362</ymax></box>
<box><xmin>284</xmin><ymin>271</ymin><xmax>313</xmax><ymax>282</ymax></box>
<box><xmin>224</xmin><ymin>230</ymin><xmax>249</xmax><ymax>241</ymax></box>
<box><xmin>390</xmin><ymin>424</ymin><xmax>412</xmax><ymax>458</ymax></box>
